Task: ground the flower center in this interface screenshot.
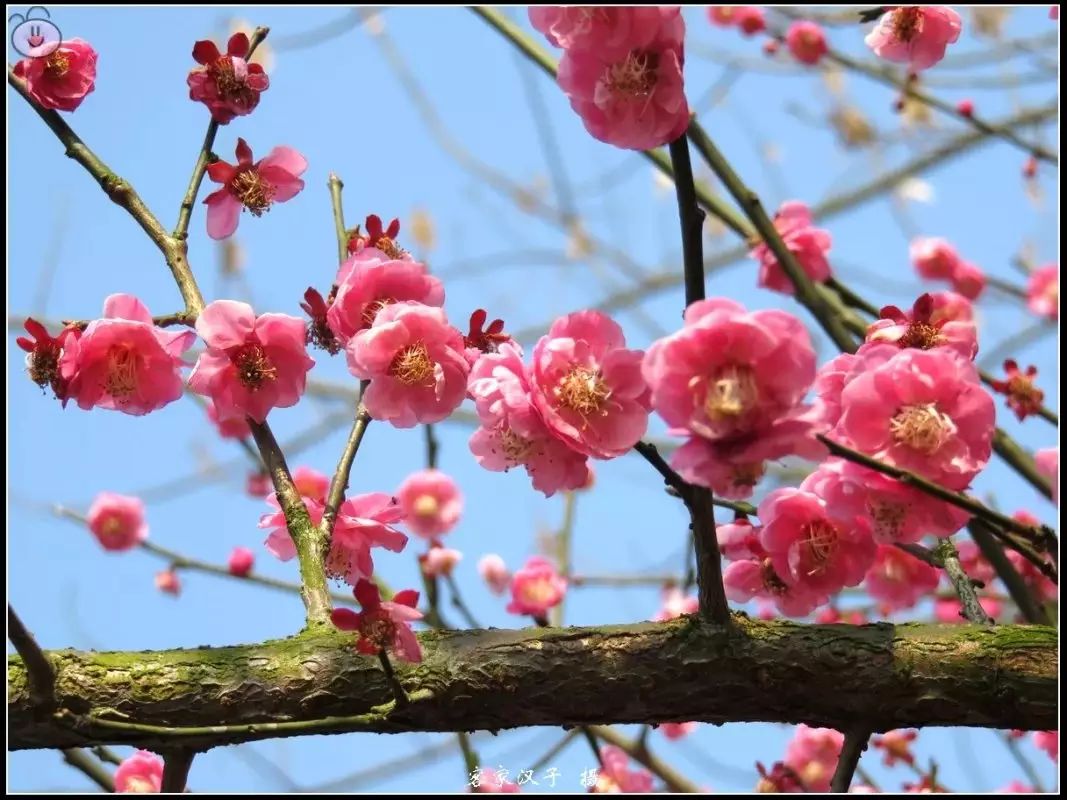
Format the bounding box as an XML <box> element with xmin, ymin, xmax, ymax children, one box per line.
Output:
<box><xmin>209</xmin><ymin>56</ymin><xmax>256</xmax><ymax>105</ymax></box>
<box><xmin>897</xmin><ymin>321</ymin><xmax>942</xmax><ymax>350</ymax></box>
<box><xmin>100</xmin><ymin>516</ymin><xmax>125</xmax><ymax>542</ymax></box>
<box><xmin>557</xmin><ymin>366</ymin><xmax>610</xmax><ymax>417</ymax></box>
<box><xmin>374</xmin><ymin>236</ymin><xmax>405</xmax><ymax>260</ymax></box>
<box><xmin>890</xmin><ymin>403</ymin><xmax>956</xmax><ymax>453</ymax></box>
<box><xmin>44</xmin><ymin>51</ymin><xmax>70</xmax><ymax>77</ymax></box>
<box><xmin>703</xmin><ymin>365</ymin><xmax>759</xmax><ymax>421</ymax></box>
<box><xmin>231</xmin><ymin>168</ymin><xmax>275</xmax><ymax>215</ymax></box>
<box><xmin>521</xmin><ymin>577</ymin><xmax>556</xmax><ymax>606</ymax></box>
<box><xmin>498</xmin><ymin>426</ymin><xmax>533</xmax><ymax>463</ymax></box>
<box><xmin>361</xmin><ymin>297</ymin><xmax>396</xmax><ymax>328</ymax></box>
<box><xmin>760</xmin><ymin>558</ymin><xmax>789</xmax><ymax>596</ymax></box>
<box><xmin>802</xmin><ymin>521</ymin><xmax>838</xmax><ymax>575</ymax></box>
<box><xmin>868</xmin><ymin>500</ymin><xmax>906</xmax><ymax>541</ymax></box>
<box><xmin>413</xmin><ymin>494</ymin><xmax>440</xmax><ymax>518</ymax></box>
<box><xmin>731</xmin><ymin>462</ymin><xmax>766</xmax><ymax>490</ymax></box>
<box><xmin>123</xmin><ymin>777</ymin><xmax>158</xmax><ymax>794</ymax></box>
<box><xmin>232</xmin><ymin>343</ymin><xmax>277</xmax><ymax>390</ymax></box>
<box><xmin>389</xmin><ymin>342</ymin><xmax>435</xmax><ymax>386</ymax></box>
<box><xmin>26</xmin><ymin>347</ymin><xmax>60</xmax><ymax>389</ymax></box>
<box><xmin>891</xmin><ymin>6</ymin><xmax>924</xmax><ymax>42</ymax></box>
<box><xmin>606</xmin><ymin>51</ymin><xmax>658</xmax><ymax>100</ymax></box>
<box><xmin>105</xmin><ymin>345</ymin><xmax>138</xmax><ymax>399</ymax></box>
<box><xmin>362</xmin><ymin>613</ymin><xmax>396</xmax><ymax>649</ymax></box>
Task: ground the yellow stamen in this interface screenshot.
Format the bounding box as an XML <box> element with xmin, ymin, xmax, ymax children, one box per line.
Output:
<box><xmin>390</xmin><ymin>342</ymin><xmax>435</xmax><ymax>386</ymax></box>
<box><xmin>890</xmin><ymin>403</ymin><xmax>956</xmax><ymax>454</ymax></box>
<box><xmin>556</xmin><ymin>366</ymin><xmax>610</xmax><ymax>417</ymax></box>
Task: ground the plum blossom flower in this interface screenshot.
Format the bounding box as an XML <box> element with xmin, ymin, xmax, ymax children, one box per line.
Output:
<box><xmin>531</xmin><ymin>6</ymin><xmax>678</xmax><ymax>60</ymax></box>
<box><xmin>114</xmin><ymin>750</ymin><xmax>164</xmax><ymax>793</ymax></box>
<box><xmin>864</xmin><ymin>293</ymin><xmax>977</xmax><ymax>361</ymax></box>
<box><xmin>506</xmin><ymin>556</ymin><xmax>567</xmax><ymax>618</ymax></box>
<box><xmin>749</xmin><ymin>201</ymin><xmax>832</xmax><ymax>294</ymax></box>
<box><xmin>228</xmin><ymin>546</ymin><xmax>255</xmax><ymax>577</ymax></box>
<box><xmin>203</xmin><ymin>138</ymin><xmax>306</xmax><ymax>240</ymax></box>
<box><xmin>188</xmin><ymin>300</ymin><xmax>314</xmax><ymax>423</ymax></box>
<box><xmin>785</xmin><ymin>725</ymin><xmax>844</xmax><ymax>793</ymax></box>
<box><xmin>950</xmin><ymin>258</ymin><xmax>986</xmax><ymax>300</ymax></box>
<box><xmin>58</xmin><ymin>294</ymin><xmax>195</xmax><ymax>416</ymax></box>
<box><xmin>531</xmin><ymin>311</ymin><xmax>649</xmax><ymax>459</ymax></box>
<box><xmin>478</xmin><ymin>554</ymin><xmax>510</xmax><ymax>595</ymax></box>
<box><xmin>327</xmin><ymin>250</ymin><xmax>444</xmax><ymax>344</ymax></box>
<box><xmin>910</xmin><ymin>237</ymin><xmax>960</xmax><ymax>281</ymax></box>
<box><xmin>759</xmin><ymin>488</ymin><xmax>876</xmax><ymax>597</ymax></box>
<box><xmin>13</xmin><ymin>38</ymin><xmax>97</xmax><ymax>112</ymax></box>
<box><xmin>16</xmin><ymin>317</ymin><xmax>78</xmax><ymax>400</ymax></box>
<box><xmin>873</xmin><ymin>729</ymin><xmax>918</xmax><ymax>767</ymax></box>
<box><xmin>865</xmin><ymin>6</ymin><xmax>962</xmax><ymax>71</ymax></box>
<box><xmin>419</xmin><ymin>544</ymin><xmax>462</xmax><ymax>578</ymax></box>
<box><xmin>346</xmin><ymin>302</ymin><xmax>469</xmax><ymax>427</ymax></box>
<box><xmin>331</xmin><ymin>579</ymin><xmax>423</xmax><ymax>663</ymax></box>
<box><xmin>468</xmin><ymin>343</ymin><xmax>591</xmax><ymax>497</ymax></box>
<box><xmin>187</xmin><ymin>32</ymin><xmax>268</xmax><ymax>123</ymax></box>
<box><xmin>989</xmin><ymin>360</ymin><xmax>1045</xmax><ymax>421</ymax></box>
<box><xmin>833</xmin><ymin>348</ymin><xmax>995</xmax><ymax>490</ymax></box>
<box><xmin>864</xmin><ymin>545</ymin><xmax>940</xmax><ymax>610</ymax></box>
<box><xmin>786</xmin><ymin>21</ymin><xmax>828</xmax><ymax>66</ymax></box>
<box><xmin>554</xmin><ymin>9</ymin><xmax>689</xmax><ymax>150</ymax></box>
<box><xmin>396</xmin><ymin>469</ymin><xmax>463</xmax><ymax>539</ymax></box>
<box><xmin>1026</xmin><ymin>263</ymin><xmax>1058</xmax><ymax>320</ymax></box>
<box><xmin>594</xmin><ymin>746</ymin><xmax>654</xmax><ymax>793</ymax></box>
<box><xmin>87</xmin><ymin>492</ymin><xmax>148</xmax><ymax>552</ymax></box>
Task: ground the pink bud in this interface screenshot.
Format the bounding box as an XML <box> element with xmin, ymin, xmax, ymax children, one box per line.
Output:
<box><xmin>478</xmin><ymin>554</ymin><xmax>510</xmax><ymax>595</ymax></box>
<box><xmin>155</xmin><ymin>569</ymin><xmax>181</xmax><ymax>596</ymax></box>
<box><xmin>228</xmin><ymin>546</ymin><xmax>255</xmax><ymax>577</ymax></box>
<box><xmin>956</xmin><ymin>99</ymin><xmax>974</xmax><ymax>117</ymax></box>
<box><xmin>420</xmin><ymin>545</ymin><xmax>462</xmax><ymax>577</ymax></box>
<box><xmin>246</xmin><ymin>471</ymin><xmax>272</xmax><ymax>497</ymax></box>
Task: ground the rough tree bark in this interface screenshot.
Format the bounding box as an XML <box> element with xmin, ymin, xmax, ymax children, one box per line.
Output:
<box><xmin>9</xmin><ymin>616</ymin><xmax>1056</xmax><ymax>751</ymax></box>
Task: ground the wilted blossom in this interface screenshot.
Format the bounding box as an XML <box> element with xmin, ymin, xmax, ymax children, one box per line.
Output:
<box><xmin>87</xmin><ymin>492</ymin><xmax>148</xmax><ymax>552</ymax></box>
<box><xmin>203</xmin><ymin>138</ymin><xmax>307</xmax><ymax>240</ymax></box>
<box><xmin>13</xmin><ymin>38</ymin><xmax>97</xmax><ymax>112</ymax></box>
<box><xmin>17</xmin><ymin>317</ymin><xmax>78</xmax><ymax>401</ymax></box>
<box><xmin>865</xmin><ymin>6</ymin><xmax>962</xmax><ymax>71</ymax></box>
<box><xmin>187</xmin><ymin>32</ymin><xmax>268</xmax><ymax>123</ymax></box>
<box><xmin>331</xmin><ymin>579</ymin><xmax>423</xmax><ymax>663</ymax></box>
<box><xmin>749</xmin><ymin>201</ymin><xmax>833</xmax><ymax>294</ymax></box>
<box><xmin>114</xmin><ymin>750</ymin><xmax>164</xmax><ymax>793</ymax></box>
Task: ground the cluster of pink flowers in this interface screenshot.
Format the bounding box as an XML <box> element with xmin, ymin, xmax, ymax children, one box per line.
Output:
<box><xmin>749</xmin><ymin>201</ymin><xmax>833</xmax><ymax>294</ymax></box>
<box><xmin>643</xmin><ymin>298</ymin><xmax>820</xmax><ymax>499</ymax></box>
<box><xmin>468</xmin><ymin>311</ymin><xmax>644</xmax><ymax>496</ymax></box>
<box><xmin>865</xmin><ymin>6</ymin><xmax>962</xmax><ymax>71</ymax></box>
<box><xmin>532</xmin><ymin>7</ymin><xmax>690</xmax><ymax>150</ymax></box>
<box><xmin>910</xmin><ymin>237</ymin><xmax>987</xmax><ymax>300</ymax></box>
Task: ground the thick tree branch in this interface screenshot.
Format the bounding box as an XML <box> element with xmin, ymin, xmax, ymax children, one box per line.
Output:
<box><xmin>9</xmin><ymin>618</ymin><xmax>1055</xmax><ymax>751</ymax></box>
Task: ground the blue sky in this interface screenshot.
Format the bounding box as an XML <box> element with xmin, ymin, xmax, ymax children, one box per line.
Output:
<box><xmin>7</xmin><ymin>6</ymin><xmax>1058</xmax><ymax>793</ymax></box>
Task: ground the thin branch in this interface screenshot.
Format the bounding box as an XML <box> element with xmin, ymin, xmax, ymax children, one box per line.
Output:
<box><xmin>61</xmin><ymin>748</ymin><xmax>115</xmax><ymax>792</ymax></box>
<box><xmin>831</xmin><ymin>729</ymin><xmax>870</xmax><ymax>793</ymax></box>
<box><xmin>936</xmin><ymin>539</ymin><xmax>993</xmax><ymax>624</ymax></box>
<box><xmin>7</xmin><ymin>605</ymin><xmax>55</xmax><ymax>706</ymax></box>
<box><xmin>321</xmin><ymin>389</ymin><xmax>372</xmax><ymax>536</ymax></box>
<box><xmin>161</xmin><ymin>749</ymin><xmax>196</xmax><ymax>793</ymax></box>
<box><xmin>328</xmin><ymin>173</ymin><xmax>349</xmax><ymax>265</ymax></box>
<box><xmin>377</xmin><ymin>650</ymin><xmax>410</xmax><ymax>708</ymax></box>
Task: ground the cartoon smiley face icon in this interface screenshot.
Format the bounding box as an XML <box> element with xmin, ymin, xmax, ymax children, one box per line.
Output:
<box><xmin>10</xmin><ymin>7</ymin><xmax>62</xmax><ymax>58</ymax></box>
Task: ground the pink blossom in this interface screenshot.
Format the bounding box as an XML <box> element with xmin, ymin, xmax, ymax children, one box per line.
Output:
<box><xmin>723</xmin><ymin>556</ymin><xmax>827</xmax><ymax>618</ymax></box>
<box><xmin>1035</xmin><ymin>447</ymin><xmax>1058</xmax><ymax>505</ymax></box>
<box><xmin>468</xmin><ymin>343</ymin><xmax>590</xmax><ymax>496</ymax></box>
<box><xmin>346</xmin><ymin>302</ymin><xmax>469</xmax><ymax>428</ymax></box>
<box><xmin>206</xmin><ymin>401</ymin><xmax>251</xmax><ymax>439</ymax></box>
<box><xmin>1026</xmin><ymin>263</ymin><xmax>1058</xmax><ymax>320</ymax></box>
<box><xmin>13</xmin><ymin>38</ymin><xmax>97</xmax><ymax>112</ymax></box>
<box><xmin>87</xmin><ymin>492</ymin><xmax>148</xmax><ymax>551</ymax></box>
<box><xmin>203</xmin><ymin>138</ymin><xmax>306</xmax><ymax>240</ymax></box>
<box><xmin>864</xmin><ymin>544</ymin><xmax>940</xmax><ymax>610</ymax></box>
<box><xmin>506</xmin><ymin>556</ymin><xmax>567</xmax><ymax>618</ymax></box>
<box><xmin>292</xmin><ymin>466</ymin><xmax>329</xmax><ymax>502</ymax></box>
<box><xmin>910</xmin><ymin>237</ymin><xmax>961</xmax><ymax>281</ymax></box>
<box><xmin>864</xmin><ymin>293</ymin><xmax>977</xmax><ymax>361</ymax></box>
<box><xmin>595</xmin><ymin>745</ymin><xmax>654</xmax><ymax>793</ymax></box>
<box><xmin>327</xmin><ymin>250</ymin><xmax>444</xmax><ymax>344</ymax></box>
<box><xmin>58</xmin><ymin>295</ymin><xmax>194</xmax><ymax>416</ymax></box>
<box><xmin>155</xmin><ymin>569</ymin><xmax>181</xmax><ymax>596</ymax></box>
<box><xmin>16</xmin><ymin>317</ymin><xmax>78</xmax><ymax>401</ymax></box>
<box><xmin>420</xmin><ymin>545</ymin><xmax>462</xmax><ymax>577</ymax></box>
<box><xmin>785</xmin><ymin>725</ymin><xmax>843</xmax><ymax>793</ymax></box>
<box><xmin>950</xmin><ymin>259</ymin><xmax>986</xmax><ymax>300</ymax></box>
<box><xmin>1033</xmin><ymin>730</ymin><xmax>1058</xmax><ymax>761</ymax></box>
<box><xmin>531</xmin><ymin>7</ymin><xmax>677</xmax><ymax>59</ymax></box>
<box><xmin>934</xmin><ymin>595</ymin><xmax>1002</xmax><ymax>623</ymax></box>
<box><xmin>396</xmin><ymin>469</ymin><xmax>463</xmax><ymax>539</ymax></box>
<box><xmin>758</xmin><ymin>488</ymin><xmax>876</xmax><ymax>597</ymax></box>
<box><xmin>734</xmin><ymin>7</ymin><xmax>767</xmax><ymax>36</ymax></box>
<box><xmin>188</xmin><ymin>300</ymin><xmax>314</xmax><ymax>424</ymax></box>
<box><xmin>478</xmin><ymin>554</ymin><xmax>510</xmax><ymax>595</ymax></box>
<box><xmin>864</xmin><ymin>6</ymin><xmax>962</xmax><ymax>71</ymax></box>
<box><xmin>873</xmin><ymin>729</ymin><xmax>918</xmax><ymax>767</ymax></box>
<box><xmin>749</xmin><ymin>202</ymin><xmax>832</xmax><ymax>294</ymax></box>
<box><xmin>331</xmin><ymin>579</ymin><xmax>423</xmax><ymax>663</ymax></box>
<box><xmin>653</xmin><ymin>585</ymin><xmax>699</xmax><ymax>621</ymax></box>
<box><xmin>803</xmin><ymin>459</ymin><xmax>970</xmax><ymax>544</ymax></box>
<box><xmin>114</xmin><ymin>750</ymin><xmax>164</xmax><ymax>793</ymax></box>
<box><xmin>660</xmin><ymin>722</ymin><xmax>698</xmax><ymax>740</ymax></box>
<box><xmin>833</xmin><ymin>348</ymin><xmax>995</xmax><ymax>490</ymax></box>
<box><xmin>187</xmin><ymin>33</ymin><xmax>268</xmax><ymax>123</ymax></box>
<box><xmin>228</xmin><ymin>546</ymin><xmax>255</xmax><ymax>577</ymax></box>
<box><xmin>555</xmin><ymin>10</ymin><xmax>689</xmax><ymax>150</ymax></box>
<box><xmin>786</xmin><ymin>21</ymin><xmax>828</xmax><ymax>66</ymax></box>
<box><xmin>717</xmin><ymin>518</ymin><xmax>762</xmax><ymax>561</ymax></box>
<box><xmin>531</xmin><ymin>311</ymin><xmax>649</xmax><ymax>459</ymax></box>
